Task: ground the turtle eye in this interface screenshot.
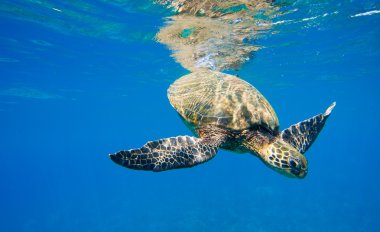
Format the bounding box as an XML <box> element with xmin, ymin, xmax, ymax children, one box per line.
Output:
<box><xmin>289</xmin><ymin>159</ymin><xmax>298</xmax><ymax>168</ymax></box>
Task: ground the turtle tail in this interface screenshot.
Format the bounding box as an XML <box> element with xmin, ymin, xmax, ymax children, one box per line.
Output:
<box><xmin>280</xmin><ymin>102</ymin><xmax>336</xmax><ymax>154</ymax></box>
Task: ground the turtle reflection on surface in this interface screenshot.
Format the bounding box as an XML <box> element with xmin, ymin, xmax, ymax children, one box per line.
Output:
<box><xmin>156</xmin><ymin>0</ymin><xmax>276</xmax><ymax>72</ymax></box>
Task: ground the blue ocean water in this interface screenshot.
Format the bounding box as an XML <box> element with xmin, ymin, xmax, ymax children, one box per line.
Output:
<box><xmin>0</xmin><ymin>0</ymin><xmax>379</xmax><ymax>231</ymax></box>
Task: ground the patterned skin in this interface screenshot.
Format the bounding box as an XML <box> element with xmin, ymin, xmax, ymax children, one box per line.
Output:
<box><xmin>254</xmin><ymin>138</ymin><xmax>308</xmax><ymax>178</ymax></box>
<box><xmin>109</xmin><ymin>71</ymin><xmax>335</xmax><ymax>178</ymax></box>
<box><xmin>109</xmin><ymin>136</ymin><xmax>220</xmax><ymax>171</ymax></box>
<box><xmin>281</xmin><ymin>102</ymin><xmax>336</xmax><ymax>154</ymax></box>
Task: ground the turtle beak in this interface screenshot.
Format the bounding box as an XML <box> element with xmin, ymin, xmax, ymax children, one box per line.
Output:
<box><xmin>291</xmin><ymin>168</ymin><xmax>307</xmax><ymax>178</ymax></box>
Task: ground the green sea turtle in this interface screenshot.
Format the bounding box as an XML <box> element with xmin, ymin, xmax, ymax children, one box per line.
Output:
<box><xmin>109</xmin><ymin>71</ymin><xmax>335</xmax><ymax>178</ymax></box>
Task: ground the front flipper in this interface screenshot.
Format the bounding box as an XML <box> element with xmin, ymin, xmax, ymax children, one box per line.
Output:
<box><xmin>109</xmin><ymin>136</ymin><xmax>219</xmax><ymax>171</ymax></box>
<box><xmin>281</xmin><ymin>102</ymin><xmax>336</xmax><ymax>154</ymax></box>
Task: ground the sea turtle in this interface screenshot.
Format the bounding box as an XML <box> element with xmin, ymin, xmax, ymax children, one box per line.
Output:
<box><xmin>109</xmin><ymin>71</ymin><xmax>335</xmax><ymax>178</ymax></box>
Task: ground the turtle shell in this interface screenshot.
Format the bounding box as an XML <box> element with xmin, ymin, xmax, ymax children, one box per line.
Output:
<box><xmin>168</xmin><ymin>71</ymin><xmax>279</xmax><ymax>132</ymax></box>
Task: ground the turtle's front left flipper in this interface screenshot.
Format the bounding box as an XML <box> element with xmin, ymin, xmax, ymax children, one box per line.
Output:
<box><xmin>109</xmin><ymin>136</ymin><xmax>220</xmax><ymax>171</ymax></box>
<box><xmin>281</xmin><ymin>102</ymin><xmax>336</xmax><ymax>154</ymax></box>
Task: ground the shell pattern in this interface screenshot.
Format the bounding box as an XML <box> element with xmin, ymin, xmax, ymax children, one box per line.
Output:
<box><xmin>168</xmin><ymin>71</ymin><xmax>279</xmax><ymax>132</ymax></box>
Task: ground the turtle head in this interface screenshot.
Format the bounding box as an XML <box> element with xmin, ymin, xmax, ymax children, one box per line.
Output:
<box><xmin>261</xmin><ymin>139</ymin><xmax>308</xmax><ymax>178</ymax></box>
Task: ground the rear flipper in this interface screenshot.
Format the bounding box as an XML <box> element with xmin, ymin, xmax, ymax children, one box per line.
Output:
<box><xmin>109</xmin><ymin>136</ymin><xmax>219</xmax><ymax>171</ymax></box>
<box><xmin>281</xmin><ymin>102</ymin><xmax>336</xmax><ymax>154</ymax></box>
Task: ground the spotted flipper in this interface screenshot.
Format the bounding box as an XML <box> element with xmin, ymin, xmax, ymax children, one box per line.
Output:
<box><xmin>281</xmin><ymin>102</ymin><xmax>336</xmax><ymax>154</ymax></box>
<box><xmin>109</xmin><ymin>136</ymin><xmax>220</xmax><ymax>172</ymax></box>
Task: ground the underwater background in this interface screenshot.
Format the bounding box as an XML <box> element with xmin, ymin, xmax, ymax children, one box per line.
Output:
<box><xmin>0</xmin><ymin>0</ymin><xmax>379</xmax><ymax>231</ymax></box>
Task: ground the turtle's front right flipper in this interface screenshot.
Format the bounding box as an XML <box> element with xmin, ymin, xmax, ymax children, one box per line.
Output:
<box><xmin>281</xmin><ymin>102</ymin><xmax>336</xmax><ymax>154</ymax></box>
<box><xmin>109</xmin><ymin>136</ymin><xmax>219</xmax><ymax>171</ymax></box>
